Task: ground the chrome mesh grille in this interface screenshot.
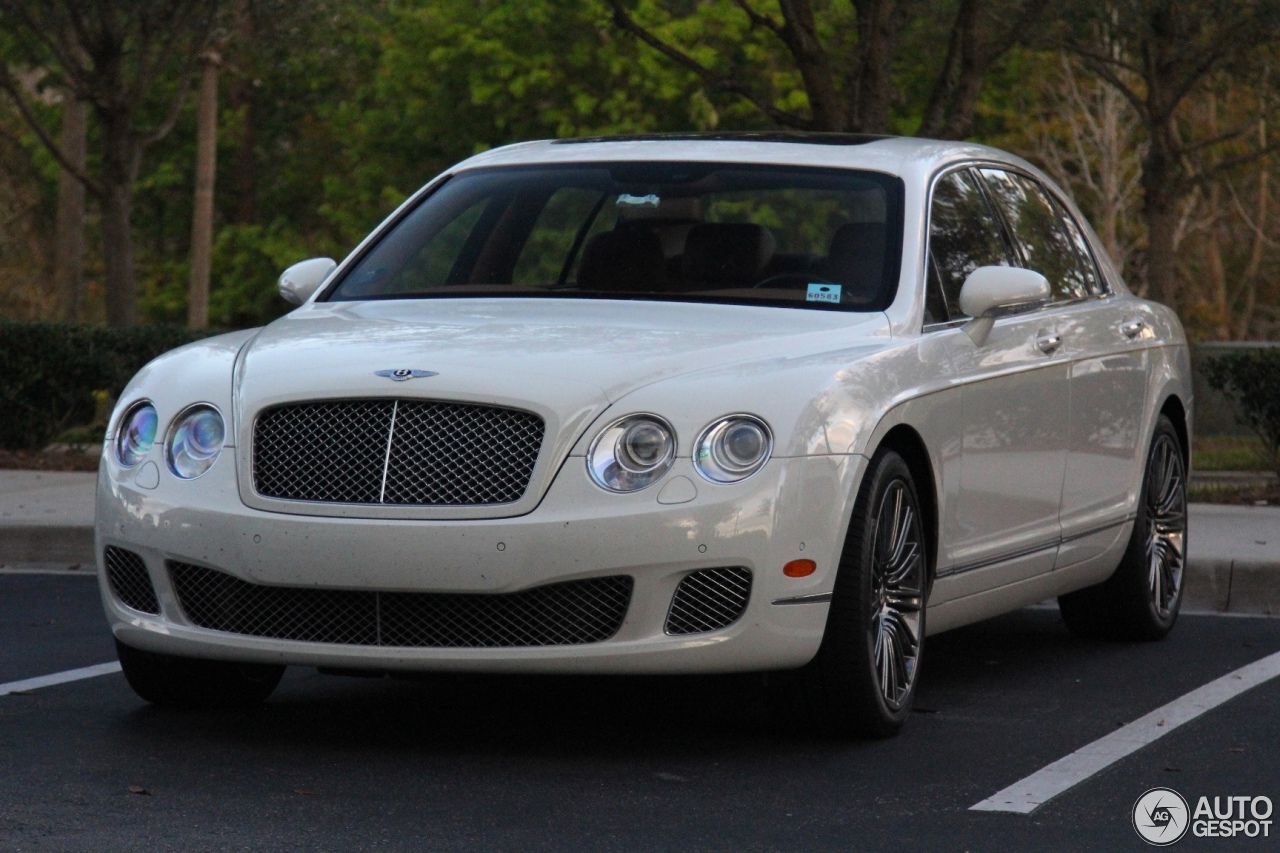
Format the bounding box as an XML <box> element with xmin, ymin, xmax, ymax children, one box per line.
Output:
<box><xmin>252</xmin><ymin>399</ymin><xmax>544</xmax><ymax>506</ymax></box>
<box><xmin>168</xmin><ymin>561</ymin><xmax>632</xmax><ymax>647</ymax></box>
<box><xmin>664</xmin><ymin>567</ymin><xmax>752</xmax><ymax>635</ymax></box>
<box><xmin>104</xmin><ymin>547</ymin><xmax>160</xmax><ymax>615</ymax></box>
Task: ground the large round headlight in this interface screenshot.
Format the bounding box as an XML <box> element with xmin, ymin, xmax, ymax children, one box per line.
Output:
<box><xmin>165</xmin><ymin>405</ymin><xmax>225</xmax><ymax>480</ymax></box>
<box><xmin>115</xmin><ymin>401</ymin><xmax>158</xmax><ymax>467</ymax></box>
<box><xmin>587</xmin><ymin>414</ymin><xmax>676</xmax><ymax>492</ymax></box>
<box><xmin>694</xmin><ymin>415</ymin><xmax>773</xmax><ymax>483</ymax></box>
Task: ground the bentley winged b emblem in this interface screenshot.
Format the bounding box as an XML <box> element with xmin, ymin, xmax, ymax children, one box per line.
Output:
<box><xmin>375</xmin><ymin>368</ymin><xmax>439</xmax><ymax>382</ymax></box>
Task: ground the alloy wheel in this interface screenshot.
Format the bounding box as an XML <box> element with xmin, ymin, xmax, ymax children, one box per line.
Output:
<box><xmin>1146</xmin><ymin>433</ymin><xmax>1186</xmax><ymax>619</ymax></box>
<box><xmin>870</xmin><ymin>479</ymin><xmax>925</xmax><ymax>710</ymax></box>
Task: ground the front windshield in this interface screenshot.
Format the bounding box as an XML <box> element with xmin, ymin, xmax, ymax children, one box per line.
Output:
<box><xmin>325</xmin><ymin>162</ymin><xmax>904</xmax><ymax>311</ymax></box>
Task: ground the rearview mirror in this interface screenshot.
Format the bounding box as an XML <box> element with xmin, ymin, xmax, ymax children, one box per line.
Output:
<box><xmin>957</xmin><ymin>266</ymin><xmax>1050</xmax><ymax>346</ymax></box>
<box><xmin>278</xmin><ymin>257</ymin><xmax>337</xmax><ymax>306</ymax></box>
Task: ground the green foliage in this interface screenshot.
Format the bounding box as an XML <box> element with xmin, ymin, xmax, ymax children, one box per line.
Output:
<box><xmin>1202</xmin><ymin>349</ymin><xmax>1280</xmax><ymax>474</ymax></box>
<box><xmin>0</xmin><ymin>321</ymin><xmax>210</xmax><ymax>449</ymax></box>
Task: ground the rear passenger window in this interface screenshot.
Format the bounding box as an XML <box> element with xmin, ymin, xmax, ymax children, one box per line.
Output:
<box><xmin>1050</xmin><ymin>196</ymin><xmax>1106</xmax><ymax>296</ymax></box>
<box><xmin>978</xmin><ymin>169</ymin><xmax>1092</xmax><ymax>302</ymax></box>
<box><xmin>927</xmin><ymin>169</ymin><xmax>1012</xmax><ymax>320</ymax></box>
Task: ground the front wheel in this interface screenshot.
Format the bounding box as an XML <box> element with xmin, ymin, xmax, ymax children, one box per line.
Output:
<box><xmin>116</xmin><ymin>640</ymin><xmax>285</xmax><ymax>708</ymax></box>
<box><xmin>800</xmin><ymin>449</ymin><xmax>927</xmax><ymax>738</ymax></box>
<box><xmin>1058</xmin><ymin>414</ymin><xmax>1187</xmax><ymax>641</ymax></box>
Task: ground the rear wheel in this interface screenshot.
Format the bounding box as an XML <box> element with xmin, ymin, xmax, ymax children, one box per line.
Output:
<box><xmin>1058</xmin><ymin>414</ymin><xmax>1187</xmax><ymax>641</ymax></box>
<box><xmin>116</xmin><ymin>640</ymin><xmax>285</xmax><ymax>708</ymax></box>
<box><xmin>800</xmin><ymin>449</ymin><xmax>927</xmax><ymax>737</ymax></box>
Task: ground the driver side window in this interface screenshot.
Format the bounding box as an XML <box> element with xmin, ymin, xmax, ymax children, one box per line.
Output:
<box><xmin>927</xmin><ymin>168</ymin><xmax>1013</xmax><ymax>322</ymax></box>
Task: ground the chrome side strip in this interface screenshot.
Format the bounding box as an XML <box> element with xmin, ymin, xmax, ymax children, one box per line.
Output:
<box><xmin>771</xmin><ymin>592</ymin><xmax>834</xmax><ymax>606</ymax></box>
<box><xmin>935</xmin><ymin>514</ymin><xmax>1137</xmax><ymax>579</ymax></box>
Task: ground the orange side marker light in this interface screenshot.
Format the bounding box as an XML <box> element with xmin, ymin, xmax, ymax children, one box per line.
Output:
<box><xmin>783</xmin><ymin>559</ymin><xmax>816</xmax><ymax>578</ymax></box>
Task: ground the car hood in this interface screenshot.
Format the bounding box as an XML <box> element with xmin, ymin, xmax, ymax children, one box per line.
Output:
<box><xmin>237</xmin><ymin>297</ymin><xmax>890</xmax><ymax>415</ymax></box>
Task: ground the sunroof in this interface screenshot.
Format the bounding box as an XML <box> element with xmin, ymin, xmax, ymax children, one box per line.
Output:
<box><xmin>553</xmin><ymin>131</ymin><xmax>893</xmax><ymax>146</ymax></box>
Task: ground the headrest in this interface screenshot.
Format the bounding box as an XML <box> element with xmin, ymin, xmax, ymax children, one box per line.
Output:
<box><xmin>825</xmin><ymin>222</ymin><xmax>886</xmax><ymax>299</ymax></box>
<box><xmin>681</xmin><ymin>223</ymin><xmax>776</xmax><ymax>284</ymax></box>
<box><xmin>576</xmin><ymin>228</ymin><xmax>665</xmax><ymax>291</ymax></box>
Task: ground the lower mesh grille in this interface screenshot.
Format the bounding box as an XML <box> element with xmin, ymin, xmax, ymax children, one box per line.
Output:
<box><xmin>167</xmin><ymin>562</ymin><xmax>633</xmax><ymax>647</ymax></box>
<box><xmin>664</xmin><ymin>567</ymin><xmax>753</xmax><ymax>635</ymax></box>
<box><xmin>104</xmin><ymin>547</ymin><xmax>160</xmax><ymax>615</ymax></box>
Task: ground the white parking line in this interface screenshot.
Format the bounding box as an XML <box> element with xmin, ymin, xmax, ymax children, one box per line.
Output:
<box><xmin>971</xmin><ymin>648</ymin><xmax>1280</xmax><ymax>814</ymax></box>
<box><xmin>0</xmin><ymin>662</ymin><xmax>122</xmax><ymax>697</ymax></box>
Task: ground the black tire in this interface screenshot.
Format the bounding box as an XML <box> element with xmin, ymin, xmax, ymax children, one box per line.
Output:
<box><xmin>800</xmin><ymin>449</ymin><xmax>928</xmax><ymax>738</ymax></box>
<box><xmin>116</xmin><ymin>640</ymin><xmax>285</xmax><ymax>708</ymax></box>
<box><xmin>1058</xmin><ymin>414</ymin><xmax>1187</xmax><ymax>641</ymax></box>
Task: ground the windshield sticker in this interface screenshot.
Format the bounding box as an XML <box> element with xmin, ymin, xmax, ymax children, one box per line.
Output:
<box><xmin>806</xmin><ymin>283</ymin><xmax>842</xmax><ymax>303</ymax></box>
<box><xmin>617</xmin><ymin>193</ymin><xmax>660</xmax><ymax>207</ymax></box>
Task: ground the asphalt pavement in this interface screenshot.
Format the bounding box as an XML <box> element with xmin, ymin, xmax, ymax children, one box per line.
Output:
<box><xmin>1</xmin><ymin>572</ymin><xmax>1278</xmax><ymax>852</ymax></box>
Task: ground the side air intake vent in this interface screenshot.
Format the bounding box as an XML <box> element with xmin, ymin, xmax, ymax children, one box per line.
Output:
<box><xmin>104</xmin><ymin>547</ymin><xmax>160</xmax><ymax>615</ymax></box>
<box><xmin>664</xmin><ymin>567</ymin><xmax>752</xmax><ymax>635</ymax></box>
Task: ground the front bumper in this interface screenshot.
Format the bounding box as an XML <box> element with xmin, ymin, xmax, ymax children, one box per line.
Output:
<box><xmin>95</xmin><ymin>450</ymin><xmax>864</xmax><ymax>674</ymax></box>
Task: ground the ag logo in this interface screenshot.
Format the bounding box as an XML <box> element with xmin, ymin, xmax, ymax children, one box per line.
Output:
<box><xmin>1134</xmin><ymin>787</ymin><xmax>1190</xmax><ymax>845</ymax></box>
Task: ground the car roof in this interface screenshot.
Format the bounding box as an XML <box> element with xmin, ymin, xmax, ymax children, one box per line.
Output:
<box><xmin>449</xmin><ymin>132</ymin><xmax>1037</xmax><ymax>181</ymax></box>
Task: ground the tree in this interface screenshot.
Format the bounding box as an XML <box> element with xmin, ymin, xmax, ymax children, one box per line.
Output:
<box><xmin>0</xmin><ymin>0</ymin><xmax>220</xmax><ymax>326</ymax></box>
<box><xmin>1057</xmin><ymin>0</ymin><xmax>1280</xmax><ymax>309</ymax></box>
<box><xmin>604</xmin><ymin>0</ymin><xmax>1051</xmax><ymax>138</ymax></box>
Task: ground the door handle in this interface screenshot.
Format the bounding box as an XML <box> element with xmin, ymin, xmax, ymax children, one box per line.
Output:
<box><xmin>1035</xmin><ymin>333</ymin><xmax>1062</xmax><ymax>354</ymax></box>
<box><xmin>1120</xmin><ymin>318</ymin><xmax>1146</xmax><ymax>339</ymax></box>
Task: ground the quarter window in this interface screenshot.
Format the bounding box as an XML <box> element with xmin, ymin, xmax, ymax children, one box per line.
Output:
<box><xmin>927</xmin><ymin>168</ymin><xmax>1012</xmax><ymax>320</ymax></box>
<box><xmin>978</xmin><ymin>169</ymin><xmax>1092</xmax><ymax>302</ymax></box>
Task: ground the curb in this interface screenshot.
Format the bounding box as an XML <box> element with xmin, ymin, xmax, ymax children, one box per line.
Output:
<box><xmin>0</xmin><ymin>525</ymin><xmax>95</xmax><ymax>566</ymax></box>
<box><xmin>1183</xmin><ymin>558</ymin><xmax>1280</xmax><ymax>615</ymax></box>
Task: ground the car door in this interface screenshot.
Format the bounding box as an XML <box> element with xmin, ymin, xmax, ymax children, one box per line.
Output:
<box><xmin>975</xmin><ymin>168</ymin><xmax>1152</xmax><ymax>572</ymax></box>
<box><xmin>1035</xmin><ymin>186</ymin><xmax>1152</xmax><ymax>567</ymax></box>
<box><xmin>925</xmin><ymin>167</ymin><xmax>1068</xmax><ymax>603</ymax></box>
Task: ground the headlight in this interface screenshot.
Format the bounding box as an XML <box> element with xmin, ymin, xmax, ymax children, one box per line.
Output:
<box><xmin>694</xmin><ymin>415</ymin><xmax>772</xmax><ymax>483</ymax></box>
<box><xmin>165</xmin><ymin>405</ymin><xmax>225</xmax><ymax>480</ymax></box>
<box><xmin>115</xmin><ymin>401</ymin><xmax>158</xmax><ymax>467</ymax></box>
<box><xmin>587</xmin><ymin>414</ymin><xmax>676</xmax><ymax>492</ymax></box>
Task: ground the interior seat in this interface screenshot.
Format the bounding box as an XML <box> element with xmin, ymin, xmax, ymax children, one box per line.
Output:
<box><xmin>576</xmin><ymin>228</ymin><xmax>666</xmax><ymax>292</ymax></box>
<box><xmin>680</xmin><ymin>223</ymin><xmax>776</xmax><ymax>287</ymax></box>
<box><xmin>822</xmin><ymin>222</ymin><xmax>886</xmax><ymax>302</ymax></box>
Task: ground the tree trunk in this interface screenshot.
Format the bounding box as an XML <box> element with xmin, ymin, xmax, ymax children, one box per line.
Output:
<box><xmin>849</xmin><ymin>0</ymin><xmax>899</xmax><ymax>132</ymax></box>
<box><xmin>53</xmin><ymin>97</ymin><xmax>87</xmax><ymax>322</ymax></box>
<box><xmin>188</xmin><ymin>58</ymin><xmax>219</xmax><ymax>329</ymax></box>
<box><xmin>99</xmin><ymin>115</ymin><xmax>140</xmax><ymax>327</ymax></box>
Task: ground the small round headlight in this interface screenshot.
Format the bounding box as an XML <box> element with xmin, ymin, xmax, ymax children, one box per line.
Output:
<box><xmin>588</xmin><ymin>414</ymin><xmax>676</xmax><ymax>492</ymax></box>
<box><xmin>115</xmin><ymin>402</ymin><xmax>158</xmax><ymax>467</ymax></box>
<box><xmin>694</xmin><ymin>415</ymin><xmax>773</xmax><ymax>483</ymax></box>
<box><xmin>165</xmin><ymin>405</ymin><xmax>225</xmax><ymax>480</ymax></box>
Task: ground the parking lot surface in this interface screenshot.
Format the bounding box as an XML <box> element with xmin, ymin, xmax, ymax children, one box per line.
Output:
<box><xmin>2</xmin><ymin>572</ymin><xmax>1278</xmax><ymax>852</ymax></box>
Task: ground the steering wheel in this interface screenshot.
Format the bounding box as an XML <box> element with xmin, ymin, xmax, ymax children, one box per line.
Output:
<box><xmin>751</xmin><ymin>272</ymin><xmax>838</xmax><ymax>289</ymax></box>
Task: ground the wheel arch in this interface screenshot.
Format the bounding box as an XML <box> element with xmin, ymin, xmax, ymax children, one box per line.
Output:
<box><xmin>866</xmin><ymin>423</ymin><xmax>940</xmax><ymax>591</ymax></box>
<box><xmin>1158</xmin><ymin>393</ymin><xmax>1190</xmax><ymax>470</ymax></box>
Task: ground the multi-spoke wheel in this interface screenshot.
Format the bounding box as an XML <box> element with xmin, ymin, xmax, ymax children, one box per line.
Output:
<box><xmin>800</xmin><ymin>448</ymin><xmax>928</xmax><ymax>737</ymax></box>
<box><xmin>870</xmin><ymin>480</ymin><xmax>925</xmax><ymax>711</ymax></box>
<box><xmin>1059</xmin><ymin>413</ymin><xmax>1187</xmax><ymax>641</ymax></box>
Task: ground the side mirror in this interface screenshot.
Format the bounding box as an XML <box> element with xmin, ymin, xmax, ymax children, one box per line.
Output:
<box><xmin>278</xmin><ymin>257</ymin><xmax>337</xmax><ymax>306</ymax></box>
<box><xmin>957</xmin><ymin>266</ymin><xmax>1050</xmax><ymax>346</ymax></box>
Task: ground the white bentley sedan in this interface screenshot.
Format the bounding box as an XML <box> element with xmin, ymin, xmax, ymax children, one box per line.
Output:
<box><xmin>97</xmin><ymin>133</ymin><xmax>1190</xmax><ymax>737</ymax></box>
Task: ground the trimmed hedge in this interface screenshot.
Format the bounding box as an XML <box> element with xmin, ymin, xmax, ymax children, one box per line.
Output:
<box><xmin>1202</xmin><ymin>347</ymin><xmax>1280</xmax><ymax>476</ymax></box>
<box><xmin>0</xmin><ymin>322</ymin><xmax>213</xmax><ymax>450</ymax></box>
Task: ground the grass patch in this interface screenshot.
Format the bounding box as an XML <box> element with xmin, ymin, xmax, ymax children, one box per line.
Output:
<box><xmin>1192</xmin><ymin>435</ymin><xmax>1273</xmax><ymax>472</ymax></box>
<box><xmin>1188</xmin><ymin>480</ymin><xmax>1280</xmax><ymax>506</ymax></box>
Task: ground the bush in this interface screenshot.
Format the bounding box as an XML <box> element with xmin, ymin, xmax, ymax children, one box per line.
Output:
<box><xmin>0</xmin><ymin>321</ymin><xmax>213</xmax><ymax>450</ymax></box>
<box><xmin>1202</xmin><ymin>348</ymin><xmax>1280</xmax><ymax>476</ymax></box>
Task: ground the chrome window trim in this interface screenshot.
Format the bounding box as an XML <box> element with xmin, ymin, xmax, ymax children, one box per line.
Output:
<box><xmin>921</xmin><ymin>158</ymin><xmax>1117</xmax><ymax>333</ymax></box>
